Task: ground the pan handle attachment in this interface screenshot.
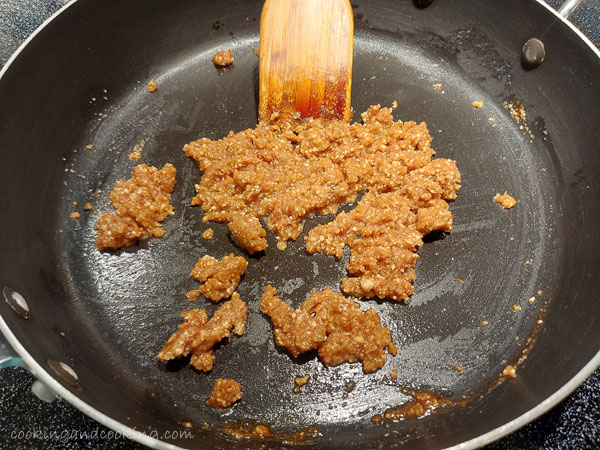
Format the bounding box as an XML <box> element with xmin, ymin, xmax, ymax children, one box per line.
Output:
<box><xmin>522</xmin><ymin>0</ymin><xmax>585</xmax><ymax>68</ymax></box>
<box><xmin>0</xmin><ymin>331</ymin><xmax>22</xmax><ymax>369</ymax></box>
<box><xmin>557</xmin><ymin>0</ymin><xmax>584</xmax><ymax>19</ymax></box>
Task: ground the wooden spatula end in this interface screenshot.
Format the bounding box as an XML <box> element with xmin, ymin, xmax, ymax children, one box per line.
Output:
<box><xmin>259</xmin><ymin>0</ymin><xmax>354</xmax><ymax>122</ymax></box>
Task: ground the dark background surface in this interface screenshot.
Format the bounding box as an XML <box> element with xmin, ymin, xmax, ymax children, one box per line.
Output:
<box><xmin>0</xmin><ymin>0</ymin><xmax>598</xmax><ymax>448</ymax></box>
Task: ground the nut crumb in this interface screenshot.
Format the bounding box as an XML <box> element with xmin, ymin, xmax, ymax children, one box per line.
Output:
<box><xmin>276</xmin><ymin>241</ymin><xmax>287</xmax><ymax>251</ymax></box>
<box><xmin>389</xmin><ymin>369</ymin><xmax>397</xmax><ymax>379</ymax></box>
<box><xmin>536</xmin><ymin>290</ymin><xmax>542</xmax><ymax>295</ymax></box>
<box><xmin>203</xmin><ymin>228</ymin><xmax>214</xmax><ymax>239</ymax></box>
<box><xmin>494</xmin><ymin>192</ymin><xmax>517</xmax><ymax>209</ymax></box>
<box><xmin>206</xmin><ymin>378</ymin><xmax>242</xmax><ymax>408</ymax></box>
<box><xmin>269</xmin><ymin>380</ymin><xmax>276</xmax><ymax>387</ymax></box>
<box><xmin>472</xmin><ymin>101</ymin><xmax>483</xmax><ymax>108</ymax></box>
<box><xmin>72</xmin><ymin>201</ymin><xmax>78</xmax><ymax>207</ymax></box>
<box><xmin>512</xmin><ymin>304</ymin><xmax>522</xmax><ymax>312</ymax></box>
<box><xmin>481</xmin><ymin>320</ymin><xmax>489</xmax><ymax>326</ymax></box>
<box><xmin>213</xmin><ymin>49</ymin><xmax>234</xmax><ymax>67</ymax></box>
<box><xmin>293</xmin><ymin>386</ymin><xmax>301</xmax><ymax>393</ymax></box>
<box><xmin>528</xmin><ymin>296</ymin><xmax>536</xmax><ymax>304</ymax></box>
<box><xmin>502</xmin><ymin>365</ymin><xmax>517</xmax><ymax>378</ymax></box>
<box><xmin>84</xmin><ymin>202</ymin><xmax>93</xmax><ymax>210</ymax></box>
<box><xmin>86</xmin><ymin>144</ymin><xmax>94</xmax><ymax>150</ymax></box>
<box><xmin>392</xmin><ymin>100</ymin><xmax>397</xmax><ymax>108</ymax></box>
<box><xmin>128</xmin><ymin>139</ymin><xmax>145</xmax><ymax>161</ymax></box>
<box><xmin>433</xmin><ymin>83</ymin><xmax>442</xmax><ymax>90</ymax></box>
<box><xmin>147</xmin><ymin>79</ymin><xmax>158</xmax><ymax>93</ymax></box>
<box><xmin>295</xmin><ymin>375</ymin><xmax>310</xmax><ymax>386</ymax></box>
<box><xmin>454</xmin><ymin>365</ymin><xmax>462</xmax><ymax>372</ymax></box>
<box><xmin>253</xmin><ymin>47</ymin><xmax>259</xmax><ymax>56</ymax></box>
<box><xmin>70</xmin><ymin>212</ymin><xmax>80</xmax><ymax>220</ymax></box>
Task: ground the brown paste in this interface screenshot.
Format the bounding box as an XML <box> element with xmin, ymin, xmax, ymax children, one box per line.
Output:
<box><xmin>94</xmin><ymin>163</ymin><xmax>176</xmax><ymax>251</ymax></box>
<box><xmin>157</xmin><ymin>293</ymin><xmax>247</xmax><ymax>372</ymax></box>
<box><xmin>260</xmin><ymin>285</ymin><xmax>397</xmax><ymax>373</ymax></box>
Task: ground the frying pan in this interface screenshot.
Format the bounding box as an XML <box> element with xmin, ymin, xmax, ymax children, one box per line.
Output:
<box><xmin>0</xmin><ymin>0</ymin><xmax>599</xmax><ymax>448</ymax></box>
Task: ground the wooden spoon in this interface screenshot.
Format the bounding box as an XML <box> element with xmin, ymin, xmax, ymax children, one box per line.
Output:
<box><xmin>259</xmin><ymin>0</ymin><xmax>354</xmax><ymax>122</ymax></box>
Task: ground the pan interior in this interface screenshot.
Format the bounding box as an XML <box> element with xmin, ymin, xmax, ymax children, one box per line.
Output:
<box><xmin>58</xmin><ymin>20</ymin><xmax>557</xmax><ymax>445</ymax></box>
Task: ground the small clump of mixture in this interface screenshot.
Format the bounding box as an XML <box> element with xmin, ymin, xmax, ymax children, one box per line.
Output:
<box><xmin>228</xmin><ymin>214</ymin><xmax>268</xmax><ymax>254</ymax></box>
<box><xmin>260</xmin><ymin>285</ymin><xmax>397</xmax><ymax>373</ymax></box>
<box><xmin>94</xmin><ymin>163</ymin><xmax>176</xmax><ymax>251</ymax></box>
<box><xmin>147</xmin><ymin>79</ymin><xmax>158</xmax><ymax>93</ymax></box>
<box><xmin>206</xmin><ymin>378</ymin><xmax>242</xmax><ymax>408</ymax></box>
<box><xmin>213</xmin><ymin>49</ymin><xmax>234</xmax><ymax>67</ymax></box>
<box><xmin>186</xmin><ymin>253</ymin><xmax>247</xmax><ymax>302</ymax></box>
<box><xmin>183</xmin><ymin>105</ymin><xmax>461</xmax><ymax>300</ymax></box>
<box><xmin>157</xmin><ymin>293</ymin><xmax>247</xmax><ymax>372</ymax></box>
<box><xmin>494</xmin><ymin>192</ymin><xmax>517</xmax><ymax>209</ymax></box>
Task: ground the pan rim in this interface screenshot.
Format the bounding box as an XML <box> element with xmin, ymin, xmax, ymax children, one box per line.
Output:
<box><xmin>0</xmin><ymin>0</ymin><xmax>598</xmax><ymax>449</ymax></box>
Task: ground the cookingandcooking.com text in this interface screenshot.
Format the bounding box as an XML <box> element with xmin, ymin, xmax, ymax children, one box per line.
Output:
<box><xmin>9</xmin><ymin>427</ymin><xmax>194</xmax><ymax>443</ymax></box>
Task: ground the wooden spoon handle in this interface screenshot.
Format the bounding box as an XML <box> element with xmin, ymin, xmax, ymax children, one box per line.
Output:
<box><xmin>259</xmin><ymin>0</ymin><xmax>354</xmax><ymax>122</ymax></box>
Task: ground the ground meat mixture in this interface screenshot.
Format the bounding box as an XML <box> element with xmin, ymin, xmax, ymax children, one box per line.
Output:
<box><xmin>206</xmin><ymin>378</ymin><xmax>242</xmax><ymax>408</ymax></box>
<box><xmin>157</xmin><ymin>293</ymin><xmax>247</xmax><ymax>372</ymax></box>
<box><xmin>183</xmin><ymin>105</ymin><xmax>460</xmax><ymax>300</ymax></box>
<box><xmin>186</xmin><ymin>253</ymin><xmax>247</xmax><ymax>302</ymax></box>
<box><xmin>494</xmin><ymin>192</ymin><xmax>517</xmax><ymax>209</ymax></box>
<box><xmin>213</xmin><ymin>49</ymin><xmax>234</xmax><ymax>67</ymax></box>
<box><xmin>260</xmin><ymin>285</ymin><xmax>397</xmax><ymax>373</ymax></box>
<box><xmin>94</xmin><ymin>163</ymin><xmax>176</xmax><ymax>251</ymax></box>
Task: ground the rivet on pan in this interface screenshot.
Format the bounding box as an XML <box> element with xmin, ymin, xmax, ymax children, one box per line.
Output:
<box><xmin>413</xmin><ymin>0</ymin><xmax>434</xmax><ymax>8</ymax></box>
<box><xmin>2</xmin><ymin>287</ymin><xmax>30</xmax><ymax>319</ymax></box>
<box><xmin>522</xmin><ymin>38</ymin><xmax>545</xmax><ymax>69</ymax></box>
<box><xmin>47</xmin><ymin>359</ymin><xmax>81</xmax><ymax>390</ymax></box>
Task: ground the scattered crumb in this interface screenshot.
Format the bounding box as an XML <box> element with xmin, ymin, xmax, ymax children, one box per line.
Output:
<box><xmin>392</xmin><ymin>100</ymin><xmax>397</xmax><ymax>108</ymax></box>
<box><xmin>524</xmin><ymin>259</ymin><xmax>532</xmax><ymax>265</ymax></box>
<box><xmin>84</xmin><ymin>202</ymin><xmax>93</xmax><ymax>210</ymax></box>
<box><xmin>504</xmin><ymin>100</ymin><xmax>533</xmax><ymax>138</ymax></box>
<box><xmin>72</xmin><ymin>201</ymin><xmax>78</xmax><ymax>207</ymax></box>
<box><xmin>472</xmin><ymin>101</ymin><xmax>483</xmax><ymax>109</ymax></box>
<box><xmin>202</xmin><ymin>228</ymin><xmax>214</xmax><ymax>240</ymax></box>
<box><xmin>205</xmin><ymin>378</ymin><xmax>242</xmax><ymax>408</ymax></box>
<box><xmin>512</xmin><ymin>304</ymin><xmax>522</xmax><ymax>312</ymax></box>
<box><xmin>147</xmin><ymin>79</ymin><xmax>158</xmax><ymax>93</ymax></box>
<box><xmin>69</xmin><ymin>169</ymin><xmax>76</xmax><ymax>174</ymax></box>
<box><xmin>213</xmin><ymin>49</ymin><xmax>234</xmax><ymax>67</ymax></box>
<box><xmin>536</xmin><ymin>290</ymin><xmax>542</xmax><ymax>295</ymax></box>
<box><xmin>276</xmin><ymin>241</ymin><xmax>287</xmax><ymax>251</ymax></box>
<box><xmin>86</xmin><ymin>144</ymin><xmax>94</xmax><ymax>150</ymax></box>
<box><xmin>481</xmin><ymin>320</ymin><xmax>489</xmax><ymax>326</ymax></box>
<box><xmin>69</xmin><ymin>212</ymin><xmax>80</xmax><ymax>220</ymax></box>
<box><xmin>269</xmin><ymin>380</ymin><xmax>276</xmax><ymax>387</ymax></box>
<box><xmin>390</xmin><ymin>369</ymin><xmax>397</xmax><ymax>380</ymax></box>
<box><xmin>295</xmin><ymin>375</ymin><xmax>310</xmax><ymax>386</ymax></box>
<box><xmin>253</xmin><ymin>47</ymin><xmax>259</xmax><ymax>56</ymax></box>
<box><xmin>293</xmin><ymin>386</ymin><xmax>301</xmax><ymax>393</ymax></box>
<box><xmin>454</xmin><ymin>365</ymin><xmax>462</xmax><ymax>372</ymax></box>
<box><xmin>371</xmin><ymin>414</ymin><xmax>384</xmax><ymax>425</ymax></box>
<box><xmin>543</xmin><ymin>130</ymin><xmax>548</xmax><ymax>136</ymax></box>
<box><xmin>433</xmin><ymin>83</ymin><xmax>442</xmax><ymax>90</ymax></box>
<box><xmin>502</xmin><ymin>365</ymin><xmax>517</xmax><ymax>378</ymax></box>
<box><xmin>128</xmin><ymin>139</ymin><xmax>145</xmax><ymax>161</ymax></box>
<box><xmin>345</xmin><ymin>381</ymin><xmax>356</xmax><ymax>392</ymax></box>
<box><xmin>494</xmin><ymin>192</ymin><xmax>517</xmax><ymax>209</ymax></box>
<box><xmin>180</xmin><ymin>421</ymin><xmax>192</xmax><ymax>429</ymax></box>
<box><xmin>456</xmin><ymin>277</ymin><xmax>464</xmax><ymax>284</ymax></box>
<box><xmin>528</xmin><ymin>296</ymin><xmax>536</xmax><ymax>304</ymax></box>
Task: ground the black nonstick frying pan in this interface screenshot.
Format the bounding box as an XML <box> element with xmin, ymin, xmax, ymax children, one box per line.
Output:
<box><xmin>0</xmin><ymin>0</ymin><xmax>599</xmax><ymax>448</ymax></box>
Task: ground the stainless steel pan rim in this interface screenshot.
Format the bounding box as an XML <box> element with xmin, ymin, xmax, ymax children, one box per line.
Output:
<box><xmin>0</xmin><ymin>0</ymin><xmax>598</xmax><ymax>449</ymax></box>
